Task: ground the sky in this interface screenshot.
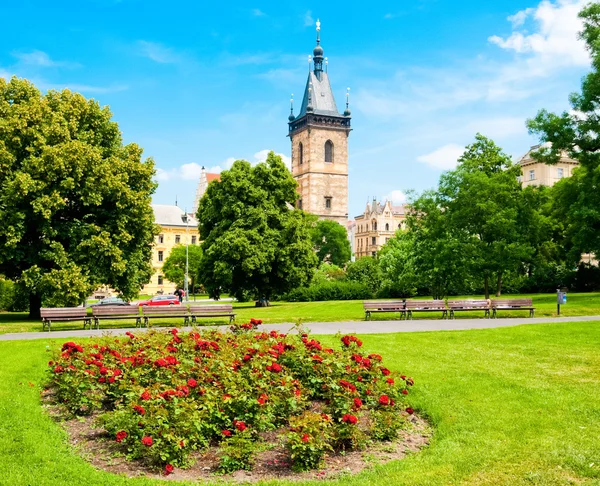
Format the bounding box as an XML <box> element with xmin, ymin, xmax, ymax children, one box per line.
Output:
<box><xmin>0</xmin><ymin>0</ymin><xmax>592</xmax><ymax>218</ymax></box>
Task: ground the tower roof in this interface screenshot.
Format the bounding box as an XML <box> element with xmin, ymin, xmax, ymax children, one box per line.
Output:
<box><xmin>298</xmin><ymin>71</ymin><xmax>341</xmax><ymax>117</ymax></box>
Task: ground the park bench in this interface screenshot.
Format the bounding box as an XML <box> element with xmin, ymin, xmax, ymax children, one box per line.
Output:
<box><xmin>447</xmin><ymin>300</ymin><xmax>491</xmax><ymax>319</ymax></box>
<box><xmin>404</xmin><ymin>300</ymin><xmax>447</xmax><ymax>320</ymax></box>
<box><xmin>40</xmin><ymin>307</ymin><xmax>92</xmax><ymax>332</ymax></box>
<box><xmin>189</xmin><ymin>304</ymin><xmax>236</xmax><ymax>324</ymax></box>
<box><xmin>363</xmin><ymin>301</ymin><xmax>406</xmax><ymax>320</ymax></box>
<box><xmin>491</xmin><ymin>298</ymin><xmax>535</xmax><ymax>318</ymax></box>
<box><xmin>92</xmin><ymin>306</ymin><xmax>142</xmax><ymax>329</ymax></box>
<box><xmin>141</xmin><ymin>305</ymin><xmax>191</xmax><ymax>327</ymax></box>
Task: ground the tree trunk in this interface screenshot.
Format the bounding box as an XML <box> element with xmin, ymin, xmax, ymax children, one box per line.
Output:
<box><xmin>496</xmin><ymin>272</ymin><xmax>503</xmax><ymax>297</ymax></box>
<box><xmin>29</xmin><ymin>294</ymin><xmax>42</xmax><ymax>320</ymax></box>
<box><xmin>484</xmin><ymin>276</ymin><xmax>490</xmax><ymax>300</ymax></box>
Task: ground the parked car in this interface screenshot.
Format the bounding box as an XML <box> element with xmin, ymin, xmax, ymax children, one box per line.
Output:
<box><xmin>88</xmin><ymin>297</ymin><xmax>130</xmax><ymax>307</ymax></box>
<box><xmin>137</xmin><ymin>295</ymin><xmax>180</xmax><ymax>306</ymax></box>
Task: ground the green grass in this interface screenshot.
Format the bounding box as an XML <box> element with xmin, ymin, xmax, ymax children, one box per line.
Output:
<box><xmin>2</xmin><ymin>292</ymin><xmax>600</xmax><ymax>334</ymax></box>
<box><xmin>1</xmin><ymin>322</ymin><xmax>599</xmax><ymax>485</ymax></box>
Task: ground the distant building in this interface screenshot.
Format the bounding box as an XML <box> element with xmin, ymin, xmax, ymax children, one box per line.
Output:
<box><xmin>519</xmin><ymin>143</ymin><xmax>579</xmax><ymax>188</ymax></box>
<box><xmin>141</xmin><ymin>205</ymin><xmax>199</xmax><ymax>295</ymax></box>
<box><xmin>193</xmin><ymin>167</ymin><xmax>221</xmax><ymax>214</ymax></box>
<box><xmin>354</xmin><ymin>200</ymin><xmax>407</xmax><ymax>258</ymax></box>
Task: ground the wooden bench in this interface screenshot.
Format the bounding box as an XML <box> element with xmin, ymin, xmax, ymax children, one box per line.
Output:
<box><xmin>141</xmin><ymin>305</ymin><xmax>190</xmax><ymax>327</ymax></box>
<box><xmin>405</xmin><ymin>300</ymin><xmax>447</xmax><ymax>320</ymax></box>
<box><xmin>491</xmin><ymin>298</ymin><xmax>535</xmax><ymax>318</ymax></box>
<box><xmin>40</xmin><ymin>307</ymin><xmax>92</xmax><ymax>332</ymax></box>
<box><xmin>447</xmin><ymin>300</ymin><xmax>491</xmax><ymax>319</ymax></box>
<box><xmin>189</xmin><ymin>304</ymin><xmax>236</xmax><ymax>324</ymax></box>
<box><xmin>92</xmin><ymin>306</ymin><xmax>142</xmax><ymax>329</ymax></box>
<box><xmin>363</xmin><ymin>301</ymin><xmax>406</xmax><ymax>320</ymax></box>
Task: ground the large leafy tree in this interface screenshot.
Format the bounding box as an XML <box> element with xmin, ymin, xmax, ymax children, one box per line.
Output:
<box><xmin>527</xmin><ymin>3</ymin><xmax>600</xmax><ymax>262</ymax></box>
<box><xmin>196</xmin><ymin>152</ymin><xmax>318</xmax><ymax>301</ymax></box>
<box><xmin>311</xmin><ymin>219</ymin><xmax>352</xmax><ymax>266</ymax></box>
<box><xmin>161</xmin><ymin>244</ymin><xmax>203</xmax><ymax>294</ymax></box>
<box><xmin>0</xmin><ymin>77</ymin><xmax>157</xmax><ymax>317</ymax></box>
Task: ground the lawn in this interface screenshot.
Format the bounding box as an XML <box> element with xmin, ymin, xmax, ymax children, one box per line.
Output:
<box><xmin>1</xmin><ymin>292</ymin><xmax>600</xmax><ymax>334</ymax></box>
<box><xmin>1</xmin><ymin>322</ymin><xmax>599</xmax><ymax>485</ymax></box>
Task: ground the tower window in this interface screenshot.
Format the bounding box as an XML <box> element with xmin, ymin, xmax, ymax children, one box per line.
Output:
<box><xmin>298</xmin><ymin>198</ymin><xmax>303</xmax><ymax>210</ymax></box>
<box><xmin>385</xmin><ymin>223</ymin><xmax>389</xmax><ymax>231</ymax></box>
<box><xmin>325</xmin><ymin>140</ymin><xmax>334</xmax><ymax>163</ymax></box>
<box><xmin>299</xmin><ymin>142</ymin><xmax>303</xmax><ymax>165</ymax></box>
<box><xmin>372</xmin><ymin>237</ymin><xmax>376</xmax><ymax>245</ymax></box>
<box><xmin>325</xmin><ymin>197</ymin><xmax>332</xmax><ymax>209</ymax></box>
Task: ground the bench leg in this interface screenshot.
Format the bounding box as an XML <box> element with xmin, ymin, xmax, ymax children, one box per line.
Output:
<box><xmin>365</xmin><ymin>311</ymin><xmax>370</xmax><ymax>321</ymax></box>
<box><xmin>230</xmin><ymin>315</ymin><xmax>235</xmax><ymax>324</ymax></box>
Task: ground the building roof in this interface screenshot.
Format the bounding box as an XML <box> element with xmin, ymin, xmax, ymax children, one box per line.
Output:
<box><xmin>519</xmin><ymin>143</ymin><xmax>579</xmax><ymax>166</ymax></box>
<box><xmin>298</xmin><ymin>71</ymin><xmax>341</xmax><ymax>118</ymax></box>
<box><xmin>152</xmin><ymin>204</ymin><xmax>198</xmax><ymax>227</ymax></box>
<box><xmin>206</xmin><ymin>173</ymin><xmax>221</xmax><ymax>183</ymax></box>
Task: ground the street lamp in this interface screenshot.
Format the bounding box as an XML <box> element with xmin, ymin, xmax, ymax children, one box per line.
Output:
<box><xmin>182</xmin><ymin>210</ymin><xmax>189</xmax><ymax>303</ymax></box>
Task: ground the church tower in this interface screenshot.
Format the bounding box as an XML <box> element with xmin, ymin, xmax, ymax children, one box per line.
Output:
<box><xmin>288</xmin><ymin>20</ymin><xmax>351</xmax><ymax>225</ymax></box>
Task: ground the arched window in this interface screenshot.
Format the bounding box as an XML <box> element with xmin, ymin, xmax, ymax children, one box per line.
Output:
<box><xmin>325</xmin><ymin>140</ymin><xmax>334</xmax><ymax>163</ymax></box>
<box><xmin>385</xmin><ymin>223</ymin><xmax>389</xmax><ymax>231</ymax></box>
<box><xmin>299</xmin><ymin>142</ymin><xmax>303</xmax><ymax>165</ymax></box>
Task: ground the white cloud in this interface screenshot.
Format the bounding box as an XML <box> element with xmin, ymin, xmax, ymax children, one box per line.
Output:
<box><xmin>137</xmin><ymin>41</ymin><xmax>181</xmax><ymax>64</ymax></box>
<box><xmin>303</xmin><ymin>10</ymin><xmax>314</xmax><ymax>27</ymax></box>
<box><xmin>385</xmin><ymin>190</ymin><xmax>407</xmax><ymax>204</ymax></box>
<box><xmin>253</xmin><ymin>149</ymin><xmax>291</xmax><ymax>168</ymax></box>
<box><xmin>417</xmin><ymin>144</ymin><xmax>465</xmax><ymax>170</ymax></box>
<box><xmin>11</xmin><ymin>50</ymin><xmax>80</xmax><ymax>68</ymax></box>
<box><xmin>252</xmin><ymin>8</ymin><xmax>265</xmax><ymax>16</ymax></box>
<box><xmin>489</xmin><ymin>0</ymin><xmax>589</xmax><ymax>68</ymax></box>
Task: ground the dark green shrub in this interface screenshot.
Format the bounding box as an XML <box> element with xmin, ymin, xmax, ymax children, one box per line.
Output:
<box><xmin>285</xmin><ymin>281</ymin><xmax>373</xmax><ymax>302</ymax></box>
<box><xmin>346</xmin><ymin>258</ymin><xmax>382</xmax><ymax>293</ymax></box>
<box><xmin>0</xmin><ymin>278</ymin><xmax>29</xmax><ymax>312</ymax></box>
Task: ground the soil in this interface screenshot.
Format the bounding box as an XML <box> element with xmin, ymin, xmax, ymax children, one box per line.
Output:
<box><xmin>42</xmin><ymin>390</ymin><xmax>431</xmax><ymax>483</ymax></box>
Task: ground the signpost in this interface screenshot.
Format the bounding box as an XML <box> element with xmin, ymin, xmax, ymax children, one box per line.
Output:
<box><xmin>557</xmin><ymin>288</ymin><xmax>567</xmax><ymax>316</ymax></box>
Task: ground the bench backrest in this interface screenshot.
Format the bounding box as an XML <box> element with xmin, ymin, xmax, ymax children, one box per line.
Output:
<box><xmin>363</xmin><ymin>301</ymin><xmax>405</xmax><ymax>310</ymax></box>
<box><xmin>189</xmin><ymin>304</ymin><xmax>233</xmax><ymax>313</ymax></box>
<box><xmin>447</xmin><ymin>300</ymin><xmax>490</xmax><ymax>309</ymax></box>
<box><xmin>141</xmin><ymin>306</ymin><xmax>186</xmax><ymax>316</ymax></box>
<box><xmin>40</xmin><ymin>307</ymin><xmax>88</xmax><ymax>319</ymax></box>
<box><xmin>492</xmin><ymin>298</ymin><xmax>533</xmax><ymax>308</ymax></box>
<box><xmin>405</xmin><ymin>300</ymin><xmax>446</xmax><ymax>310</ymax></box>
<box><xmin>92</xmin><ymin>306</ymin><xmax>140</xmax><ymax>317</ymax></box>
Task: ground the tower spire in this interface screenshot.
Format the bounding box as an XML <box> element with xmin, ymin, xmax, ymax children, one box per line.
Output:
<box><xmin>344</xmin><ymin>87</ymin><xmax>351</xmax><ymax>116</ymax></box>
<box><xmin>288</xmin><ymin>94</ymin><xmax>295</xmax><ymax>121</ymax></box>
<box><xmin>312</xmin><ymin>19</ymin><xmax>324</xmax><ymax>75</ymax></box>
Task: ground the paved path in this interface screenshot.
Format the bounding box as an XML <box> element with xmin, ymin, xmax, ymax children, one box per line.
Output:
<box><xmin>1</xmin><ymin>315</ymin><xmax>599</xmax><ymax>342</ymax></box>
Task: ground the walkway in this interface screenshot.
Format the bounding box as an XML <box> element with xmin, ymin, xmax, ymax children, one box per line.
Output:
<box><xmin>1</xmin><ymin>315</ymin><xmax>598</xmax><ymax>341</ymax></box>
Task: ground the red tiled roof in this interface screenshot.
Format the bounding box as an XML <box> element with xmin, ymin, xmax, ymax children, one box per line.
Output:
<box><xmin>206</xmin><ymin>173</ymin><xmax>221</xmax><ymax>183</ymax></box>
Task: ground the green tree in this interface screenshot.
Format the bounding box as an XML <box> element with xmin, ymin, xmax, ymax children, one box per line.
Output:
<box><xmin>0</xmin><ymin>78</ymin><xmax>157</xmax><ymax>317</ymax></box>
<box><xmin>527</xmin><ymin>3</ymin><xmax>600</xmax><ymax>262</ymax></box>
<box><xmin>196</xmin><ymin>152</ymin><xmax>318</xmax><ymax>302</ymax></box>
<box><xmin>346</xmin><ymin>257</ymin><xmax>382</xmax><ymax>294</ymax></box>
<box><xmin>161</xmin><ymin>244</ymin><xmax>203</xmax><ymax>295</ymax></box>
<box><xmin>311</xmin><ymin>219</ymin><xmax>352</xmax><ymax>266</ymax></box>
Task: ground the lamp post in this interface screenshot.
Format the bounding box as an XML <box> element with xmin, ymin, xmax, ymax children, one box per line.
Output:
<box><xmin>182</xmin><ymin>210</ymin><xmax>189</xmax><ymax>303</ymax></box>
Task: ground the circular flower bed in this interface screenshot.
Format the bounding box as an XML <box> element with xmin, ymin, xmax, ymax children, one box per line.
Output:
<box><xmin>47</xmin><ymin>322</ymin><xmax>416</xmax><ymax>476</ymax></box>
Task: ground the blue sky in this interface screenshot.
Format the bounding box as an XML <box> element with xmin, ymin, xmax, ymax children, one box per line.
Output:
<box><xmin>1</xmin><ymin>0</ymin><xmax>591</xmax><ymax>218</ymax></box>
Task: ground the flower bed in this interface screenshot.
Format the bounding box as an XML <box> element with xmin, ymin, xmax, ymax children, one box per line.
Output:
<box><xmin>47</xmin><ymin>322</ymin><xmax>416</xmax><ymax>476</ymax></box>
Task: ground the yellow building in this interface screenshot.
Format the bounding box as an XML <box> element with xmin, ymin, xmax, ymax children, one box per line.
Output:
<box><xmin>519</xmin><ymin>143</ymin><xmax>579</xmax><ymax>188</ymax></box>
<box><xmin>354</xmin><ymin>200</ymin><xmax>407</xmax><ymax>258</ymax></box>
<box><xmin>141</xmin><ymin>204</ymin><xmax>200</xmax><ymax>295</ymax></box>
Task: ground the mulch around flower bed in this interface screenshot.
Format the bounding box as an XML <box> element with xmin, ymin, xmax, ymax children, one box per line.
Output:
<box><xmin>44</xmin><ymin>393</ymin><xmax>431</xmax><ymax>482</ymax></box>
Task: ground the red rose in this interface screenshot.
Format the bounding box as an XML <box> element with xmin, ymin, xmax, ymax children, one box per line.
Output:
<box><xmin>141</xmin><ymin>436</ymin><xmax>153</xmax><ymax>447</ymax></box>
<box><xmin>353</xmin><ymin>398</ymin><xmax>363</xmax><ymax>409</ymax></box>
<box><xmin>342</xmin><ymin>414</ymin><xmax>358</xmax><ymax>424</ymax></box>
<box><xmin>187</xmin><ymin>378</ymin><xmax>197</xmax><ymax>388</ymax></box>
<box><xmin>115</xmin><ymin>430</ymin><xmax>127</xmax><ymax>443</ymax></box>
<box><xmin>164</xmin><ymin>464</ymin><xmax>174</xmax><ymax>475</ymax></box>
<box><xmin>235</xmin><ymin>421</ymin><xmax>247</xmax><ymax>432</ymax></box>
<box><xmin>133</xmin><ymin>405</ymin><xmax>145</xmax><ymax>415</ymax></box>
<box><xmin>386</xmin><ymin>378</ymin><xmax>395</xmax><ymax>385</ymax></box>
<box><xmin>222</xmin><ymin>430</ymin><xmax>232</xmax><ymax>437</ymax></box>
<box><xmin>53</xmin><ymin>366</ymin><xmax>64</xmax><ymax>374</ymax></box>
<box><xmin>381</xmin><ymin>368</ymin><xmax>391</xmax><ymax>376</ymax></box>
<box><xmin>402</xmin><ymin>389</ymin><xmax>409</xmax><ymax>395</ymax></box>
<box><xmin>301</xmin><ymin>434</ymin><xmax>310</xmax><ymax>443</ymax></box>
<box><xmin>140</xmin><ymin>391</ymin><xmax>151</xmax><ymax>400</ymax></box>
<box><xmin>406</xmin><ymin>407</ymin><xmax>414</xmax><ymax>414</ymax></box>
<box><xmin>379</xmin><ymin>395</ymin><xmax>390</xmax><ymax>406</ymax></box>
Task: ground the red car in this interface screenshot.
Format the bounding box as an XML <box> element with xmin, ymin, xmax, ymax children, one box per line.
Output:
<box><xmin>138</xmin><ymin>295</ymin><xmax>181</xmax><ymax>306</ymax></box>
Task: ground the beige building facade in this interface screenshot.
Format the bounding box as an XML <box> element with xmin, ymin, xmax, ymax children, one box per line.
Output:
<box><xmin>288</xmin><ymin>21</ymin><xmax>351</xmax><ymax>226</ymax></box>
<box><xmin>141</xmin><ymin>205</ymin><xmax>199</xmax><ymax>295</ymax></box>
<box><xmin>519</xmin><ymin>143</ymin><xmax>579</xmax><ymax>188</ymax></box>
<box><xmin>354</xmin><ymin>200</ymin><xmax>407</xmax><ymax>259</ymax></box>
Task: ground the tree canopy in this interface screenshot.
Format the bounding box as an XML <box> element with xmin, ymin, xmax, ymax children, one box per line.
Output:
<box><xmin>196</xmin><ymin>152</ymin><xmax>318</xmax><ymax>301</ymax></box>
<box><xmin>161</xmin><ymin>244</ymin><xmax>203</xmax><ymax>293</ymax></box>
<box><xmin>310</xmin><ymin>219</ymin><xmax>352</xmax><ymax>266</ymax></box>
<box><xmin>0</xmin><ymin>77</ymin><xmax>157</xmax><ymax>316</ymax></box>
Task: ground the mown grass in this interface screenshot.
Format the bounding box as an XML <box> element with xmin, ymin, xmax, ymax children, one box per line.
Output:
<box><xmin>2</xmin><ymin>292</ymin><xmax>600</xmax><ymax>334</ymax></box>
<box><xmin>1</xmin><ymin>322</ymin><xmax>599</xmax><ymax>485</ymax></box>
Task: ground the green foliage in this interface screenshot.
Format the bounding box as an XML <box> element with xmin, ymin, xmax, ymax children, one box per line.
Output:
<box><xmin>378</xmin><ymin>231</ymin><xmax>419</xmax><ymax>298</ymax></box>
<box><xmin>311</xmin><ymin>219</ymin><xmax>352</xmax><ymax>266</ymax></box>
<box><xmin>0</xmin><ymin>78</ymin><xmax>157</xmax><ymax>317</ymax></box>
<box><xmin>161</xmin><ymin>244</ymin><xmax>203</xmax><ymax>292</ymax></box>
<box><xmin>0</xmin><ymin>278</ymin><xmax>28</xmax><ymax>312</ymax></box>
<box><xmin>284</xmin><ymin>281</ymin><xmax>373</xmax><ymax>302</ymax></box>
<box><xmin>287</xmin><ymin>411</ymin><xmax>333</xmax><ymax>471</ymax></box>
<box><xmin>312</xmin><ymin>263</ymin><xmax>347</xmax><ymax>285</ymax></box>
<box><xmin>217</xmin><ymin>429</ymin><xmax>259</xmax><ymax>473</ymax></box>
<box><xmin>346</xmin><ymin>257</ymin><xmax>382</xmax><ymax>293</ymax></box>
<box><xmin>197</xmin><ymin>152</ymin><xmax>318</xmax><ymax>301</ymax></box>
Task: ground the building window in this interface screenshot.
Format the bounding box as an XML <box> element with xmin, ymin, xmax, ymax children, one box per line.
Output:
<box><xmin>299</xmin><ymin>142</ymin><xmax>303</xmax><ymax>165</ymax></box>
<box><xmin>158</xmin><ymin>275</ymin><xmax>164</xmax><ymax>285</ymax></box>
<box><xmin>191</xmin><ymin>235</ymin><xmax>197</xmax><ymax>245</ymax></box>
<box><xmin>325</xmin><ymin>197</ymin><xmax>332</xmax><ymax>209</ymax></box>
<box><xmin>398</xmin><ymin>224</ymin><xmax>401</xmax><ymax>229</ymax></box>
<box><xmin>385</xmin><ymin>223</ymin><xmax>389</xmax><ymax>231</ymax></box>
<box><xmin>158</xmin><ymin>234</ymin><xmax>164</xmax><ymax>244</ymax></box>
<box><xmin>158</xmin><ymin>250</ymin><xmax>164</xmax><ymax>262</ymax></box>
<box><xmin>529</xmin><ymin>170</ymin><xmax>535</xmax><ymax>181</ymax></box>
<box><xmin>371</xmin><ymin>251</ymin><xmax>376</xmax><ymax>257</ymax></box>
<box><xmin>175</xmin><ymin>235</ymin><xmax>181</xmax><ymax>244</ymax></box>
<box><xmin>557</xmin><ymin>168</ymin><xmax>564</xmax><ymax>179</ymax></box>
<box><xmin>371</xmin><ymin>237</ymin><xmax>376</xmax><ymax>245</ymax></box>
<box><xmin>372</xmin><ymin>222</ymin><xmax>377</xmax><ymax>231</ymax></box>
<box><xmin>298</xmin><ymin>198</ymin><xmax>303</xmax><ymax>210</ymax></box>
<box><xmin>324</xmin><ymin>140</ymin><xmax>334</xmax><ymax>163</ymax></box>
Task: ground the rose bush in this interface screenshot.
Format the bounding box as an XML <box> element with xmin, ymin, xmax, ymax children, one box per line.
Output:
<box><xmin>47</xmin><ymin>324</ymin><xmax>414</xmax><ymax>473</ymax></box>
